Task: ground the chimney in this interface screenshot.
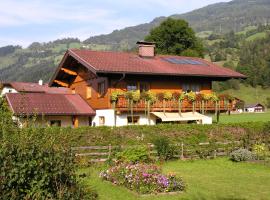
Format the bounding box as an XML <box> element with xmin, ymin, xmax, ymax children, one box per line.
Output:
<box><xmin>136</xmin><ymin>41</ymin><xmax>156</xmax><ymax>58</ymax></box>
<box><xmin>38</xmin><ymin>79</ymin><xmax>43</xmax><ymax>86</ymax></box>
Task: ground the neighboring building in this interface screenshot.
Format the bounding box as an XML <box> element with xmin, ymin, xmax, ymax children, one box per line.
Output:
<box><xmin>245</xmin><ymin>103</ymin><xmax>265</xmax><ymax>113</ymax></box>
<box><xmin>46</xmin><ymin>41</ymin><xmax>246</xmax><ymax>126</ymax></box>
<box><xmin>232</xmin><ymin>97</ymin><xmax>245</xmax><ymax>113</ymax></box>
<box><xmin>5</xmin><ymin>93</ymin><xmax>95</xmax><ymax>127</ymax></box>
<box><xmin>0</xmin><ymin>81</ymin><xmax>70</xmax><ymax>96</ymax></box>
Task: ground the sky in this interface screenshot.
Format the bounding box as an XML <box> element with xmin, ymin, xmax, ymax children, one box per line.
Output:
<box><xmin>0</xmin><ymin>0</ymin><xmax>231</xmax><ymax>48</ymax></box>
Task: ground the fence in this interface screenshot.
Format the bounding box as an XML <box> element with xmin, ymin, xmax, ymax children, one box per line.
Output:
<box><xmin>72</xmin><ymin>141</ymin><xmax>244</xmax><ymax>163</ymax></box>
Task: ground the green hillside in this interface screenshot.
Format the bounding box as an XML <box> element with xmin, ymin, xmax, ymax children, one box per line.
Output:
<box><xmin>0</xmin><ymin>0</ymin><xmax>270</xmax><ymax>106</ymax></box>
<box><xmin>84</xmin><ymin>0</ymin><xmax>270</xmax><ymax>48</ymax></box>
<box><xmin>219</xmin><ymin>84</ymin><xmax>270</xmax><ymax>105</ymax></box>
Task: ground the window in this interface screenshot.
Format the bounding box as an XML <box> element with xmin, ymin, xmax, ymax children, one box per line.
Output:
<box><xmin>86</xmin><ymin>85</ymin><xmax>92</xmax><ymax>99</ymax></box>
<box><xmin>127</xmin><ymin>116</ymin><xmax>140</xmax><ymax>125</ymax></box>
<box><xmin>99</xmin><ymin>116</ymin><xmax>105</xmax><ymax>126</ymax></box>
<box><xmin>98</xmin><ymin>82</ymin><xmax>105</xmax><ymax>97</ymax></box>
<box><xmin>139</xmin><ymin>82</ymin><xmax>149</xmax><ymax>92</ymax></box>
<box><xmin>50</xmin><ymin>120</ymin><xmax>61</xmax><ymax>127</ymax></box>
<box><xmin>182</xmin><ymin>82</ymin><xmax>201</xmax><ymax>93</ymax></box>
<box><xmin>127</xmin><ymin>83</ymin><xmax>137</xmax><ymax>91</ymax></box>
<box><xmin>71</xmin><ymin>88</ymin><xmax>76</xmax><ymax>94</ymax></box>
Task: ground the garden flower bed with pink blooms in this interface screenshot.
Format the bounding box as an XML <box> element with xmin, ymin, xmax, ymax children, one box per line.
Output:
<box><xmin>99</xmin><ymin>163</ymin><xmax>186</xmax><ymax>194</ymax></box>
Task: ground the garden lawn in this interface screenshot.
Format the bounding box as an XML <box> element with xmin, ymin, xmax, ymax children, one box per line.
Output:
<box><xmin>215</xmin><ymin>112</ymin><xmax>270</xmax><ymax>123</ymax></box>
<box><xmin>82</xmin><ymin>158</ymin><xmax>270</xmax><ymax>200</ymax></box>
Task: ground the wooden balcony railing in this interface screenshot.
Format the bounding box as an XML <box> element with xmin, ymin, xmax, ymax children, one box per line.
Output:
<box><xmin>113</xmin><ymin>96</ymin><xmax>232</xmax><ymax>112</ymax></box>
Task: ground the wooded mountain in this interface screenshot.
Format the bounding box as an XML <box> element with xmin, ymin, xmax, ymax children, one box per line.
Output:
<box><xmin>1</xmin><ymin>0</ymin><xmax>270</xmax><ymax>85</ymax></box>
<box><xmin>84</xmin><ymin>0</ymin><xmax>270</xmax><ymax>48</ymax></box>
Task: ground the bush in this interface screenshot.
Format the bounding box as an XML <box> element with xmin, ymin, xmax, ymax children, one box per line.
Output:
<box><xmin>153</xmin><ymin>137</ymin><xmax>176</xmax><ymax>160</ymax></box>
<box><xmin>230</xmin><ymin>148</ymin><xmax>254</xmax><ymax>162</ymax></box>
<box><xmin>253</xmin><ymin>144</ymin><xmax>269</xmax><ymax>160</ymax></box>
<box><xmin>116</xmin><ymin>146</ymin><xmax>150</xmax><ymax>163</ymax></box>
<box><xmin>0</xmin><ymin>128</ymin><xmax>97</xmax><ymax>200</ymax></box>
<box><xmin>100</xmin><ymin>163</ymin><xmax>185</xmax><ymax>194</ymax></box>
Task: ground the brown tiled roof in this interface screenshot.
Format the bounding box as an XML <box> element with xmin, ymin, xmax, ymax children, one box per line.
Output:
<box><xmin>65</xmin><ymin>49</ymin><xmax>246</xmax><ymax>78</ymax></box>
<box><xmin>6</xmin><ymin>93</ymin><xmax>95</xmax><ymax>116</ymax></box>
<box><xmin>2</xmin><ymin>82</ymin><xmax>70</xmax><ymax>94</ymax></box>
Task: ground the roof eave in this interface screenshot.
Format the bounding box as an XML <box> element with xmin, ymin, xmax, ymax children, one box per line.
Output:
<box><xmin>97</xmin><ymin>70</ymin><xmax>247</xmax><ymax>79</ymax></box>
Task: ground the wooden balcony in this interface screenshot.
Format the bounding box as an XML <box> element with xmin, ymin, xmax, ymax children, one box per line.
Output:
<box><xmin>113</xmin><ymin>96</ymin><xmax>232</xmax><ymax>113</ymax></box>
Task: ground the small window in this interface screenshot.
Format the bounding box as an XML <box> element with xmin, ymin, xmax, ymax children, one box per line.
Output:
<box><xmin>127</xmin><ymin>116</ymin><xmax>140</xmax><ymax>125</ymax></box>
<box><xmin>139</xmin><ymin>82</ymin><xmax>149</xmax><ymax>92</ymax></box>
<box><xmin>98</xmin><ymin>82</ymin><xmax>105</xmax><ymax>97</ymax></box>
<box><xmin>127</xmin><ymin>83</ymin><xmax>137</xmax><ymax>91</ymax></box>
<box><xmin>86</xmin><ymin>86</ymin><xmax>92</xmax><ymax>99</ymax></box>
<box><xmin>182</xmin><ymin>83</ymin><xmax>201</xmax><ymax>93</ymax></box>
<box><xmin>71</xmin><ymin>88</ymin><xmax>76</xmax><ymax>94</ymax></box>
<box><xmin>8</xmin><ymin>89</ymin><xmax>12</xmax><ymax>93</ymax></box>
<box><xmin>50</xmin><ymin>120</ymin><xmax>61</xmax><ymax>127</ymax></box>
<box><xmin>99</xmin><ymin>116</ymin><xmax>105</xmax><ymax>126</ymax></box>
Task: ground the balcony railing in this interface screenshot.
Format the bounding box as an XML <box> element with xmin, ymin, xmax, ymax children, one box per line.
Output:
<box><xmin>113</xmin><ymin>96</ymin><xmax>232</xmax><ymax>112</ymax></box>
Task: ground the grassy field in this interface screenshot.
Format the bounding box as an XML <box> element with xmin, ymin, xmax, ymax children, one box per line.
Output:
<box><xmin>82</xmin><ymin>158</ymin><xmax>270</xmax><ymax>200</ymax></box>
<box><xmin>212</xmin><ymin>112</ymin><xmax>270</xmax><ymax>123</ymax></box>
<box><xmin>221</xmin><ymin>84</ymin><xmax>270</xmax><ymax>105</ymax></box>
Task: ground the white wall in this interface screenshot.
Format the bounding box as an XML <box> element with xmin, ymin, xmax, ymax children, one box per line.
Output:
<box><xmin>1</xmin><ymin>87</ymin><xmax>17</xmax><ymax>96</ymax></box>
<box><xmin>92</xmin><ymin>109</ymin><xmax>156</xmax><ymax>127</ymax></box>
<box><xmin>92</xmin><ymin>109</ymin><xmax>115</xmax><ymax>126</ymax></box>
<box><xmin>15</xmin><ymin>115</ymin><xmax>91</xmax><ymax>128</ymax></box>
<box><xmin>116</xmin><ymin>113</ymin><xmax>156</xmax><ymax>126</ymax></box>
<box><xmin>246</xmin><ymin>108</ymin><xmax>255</xmax><ymax>113</ymax></box>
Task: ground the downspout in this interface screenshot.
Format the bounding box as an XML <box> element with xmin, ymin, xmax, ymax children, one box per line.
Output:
<box><xmin>113</xmin><ymin>73</ymin><xmax>126</xmax><ymax>127</ymax></box>
<box><xmin>113</xmin><ymin>73</ymin><xmax>126</xmax><ymax>87</ymax></box>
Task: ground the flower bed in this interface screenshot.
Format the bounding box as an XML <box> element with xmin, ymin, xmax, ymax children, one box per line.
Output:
<box><xmin>100</xmin><ymin>163</ymin><xmax>186</xmax><ymax>194</ymax></box>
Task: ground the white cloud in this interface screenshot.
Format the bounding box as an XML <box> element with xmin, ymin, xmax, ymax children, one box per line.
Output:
<box><xmin>0</xmin><ymin>0</ymin><xmax>232</xmax><ymax>47</ymax></box>
<box><xmin>0</xmin><ymin>0</ymin><xmax>115</xmax><ymax>27</ymax></box>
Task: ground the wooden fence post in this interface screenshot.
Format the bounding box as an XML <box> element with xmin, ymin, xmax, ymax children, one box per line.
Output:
<box><xmin>108</xmin><ymin>144</ymin><xmax>112</xmax><ymax>159</ymax></box>
<box><xmin>213</xmin><ymin>149</ymin><xmax>217</xmax><ymax>159</ymax></box>
<box><xmin>181</xmin><ymin>142</ymin><xmax>184</xmax><ymax>160</ymax></box>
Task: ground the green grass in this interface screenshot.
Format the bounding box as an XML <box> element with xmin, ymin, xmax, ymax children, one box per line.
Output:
<box><xmin>222</xmin><ymin>84</ymin><xmax>270</xmax><ymax>105</ymax></box>
<box><xmin>82</xmin><ymin>158</ymin><xmax>270</xmax><ymax>200</ymax></box>
<box><xmin>196</xmin><ymin>31</ymin><xmax>213</xmax><ymax>38</ymax></box>
<box><xmin>246</xmin><ymin>32</ymin><xmax>267</xmax><ymax>41</ymax></box>
<box><xmin>236</xmin><ymin>26</ymin><xmax>257</xmax><ymax>35</ymax></box>
<box><xmin>215</xmin><ymin>112</ymin><xmax>270</xmax><ymax>123</ymax></box>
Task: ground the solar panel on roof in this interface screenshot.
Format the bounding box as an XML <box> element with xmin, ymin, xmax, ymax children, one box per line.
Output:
<box><xmin>162</xmin><ymin>58</ymin><xmax>206</xmax><ymax>66</ymax></box>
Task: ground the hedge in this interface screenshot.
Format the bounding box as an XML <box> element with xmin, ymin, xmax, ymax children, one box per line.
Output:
<box><xmin>20</xmin><ymin>122</ymin><xmax>270</xmax><ymax>147</ymax></box>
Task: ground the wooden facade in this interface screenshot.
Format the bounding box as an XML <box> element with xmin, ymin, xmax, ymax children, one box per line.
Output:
<box><xmin>52</xmin><ymin>56</ymin><xmax>231</xmax><ymax>113</ymax></box>
<box><xmin>55</xmin><ymin>61</ymin><xmax>231</xmax><ymax>112</ymax></box>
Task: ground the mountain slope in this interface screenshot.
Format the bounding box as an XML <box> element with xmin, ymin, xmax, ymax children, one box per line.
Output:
<box><xmin>84</xmin><ymin>0</ymin><xmax>270</xmax><ymax>48</ymax></box>
<box><xmin>1</xmin><ymin>0</ymin><xmax>270</xmax><ymax>86</ymax></box>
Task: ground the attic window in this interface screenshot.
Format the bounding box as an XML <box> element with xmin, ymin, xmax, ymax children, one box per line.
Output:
<box><xmin>86</xmin><ymin>85</ymin><xmax>92</xmax><ymax>99</ymax></box>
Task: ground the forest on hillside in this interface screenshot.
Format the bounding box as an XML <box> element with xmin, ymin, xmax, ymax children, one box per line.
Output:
<box><xmin>1</xmin><ymin>0</ymin><xmax>270</xmax><ymax>104</ymax></box>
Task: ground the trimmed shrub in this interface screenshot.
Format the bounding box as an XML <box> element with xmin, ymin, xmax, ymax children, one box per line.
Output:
<box><xmin>153</xmin><ymin>137</ymin><xmax>176</xmax><ymax>160</ymax></box>
<box><xmin>230</xmin><ymin>148</ymin><xmax>254</xmax><ymax>162</ymax></box>
<box><xmin>116</xmin><ymin>146</ymin><xmax>150</xmax><ymax>163</ymax></box>
<box><xmin>100</xmin><ymin>163</ymin><xmax>185</xmax><ymax>194</ymax></box>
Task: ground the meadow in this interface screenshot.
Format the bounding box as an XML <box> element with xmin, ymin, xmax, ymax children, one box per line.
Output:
<box><xmin>82</xmin><ymin>158</ymin><xmax>270</xmax><ymax>200</ymax></box>
<box><xmin>213</xmin><ymin>111</ymin><xmax>270</xmax><ymax>123</ymax></box>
